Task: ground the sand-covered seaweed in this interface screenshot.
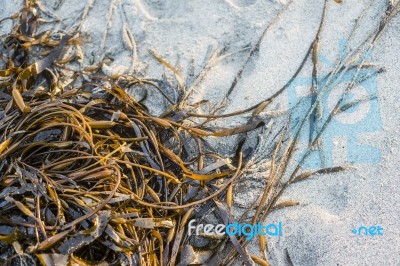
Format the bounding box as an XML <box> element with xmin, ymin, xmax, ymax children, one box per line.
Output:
<box><xmin>0</xmin><ymin>0</ymin><xmax>398</xmax><ymax>265</ymax></box>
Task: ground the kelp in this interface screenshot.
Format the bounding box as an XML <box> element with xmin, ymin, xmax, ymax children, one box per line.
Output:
<box><xmin>0</xmin><ymin>2</ymin><xmax>253</xmax><ymax>265</ymax></box>
<box><xmin>0</xmin><ymin>0</ymin><xmax>398</xmax><ymax>265</ymax></box>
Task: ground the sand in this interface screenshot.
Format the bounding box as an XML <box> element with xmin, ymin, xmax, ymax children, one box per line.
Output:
<box><xmin>1</xmin><ymin>0</ymin><xmax>399</xmax><ymax>265</ymax></box>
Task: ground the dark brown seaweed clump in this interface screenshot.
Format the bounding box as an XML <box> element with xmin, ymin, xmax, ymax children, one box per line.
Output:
<box><xmin>0</xmin><ymin>2</ymin><xmax>255</xmax><ymax>265</ymax></box>
<box><xmin>1</xmin><ymin>0</ymin><xmax>397</xmax><ymax>265</ymax></box>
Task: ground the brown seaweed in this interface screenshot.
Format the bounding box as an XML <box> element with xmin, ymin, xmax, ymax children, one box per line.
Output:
<box><xmin>0</xmin><ymin>0</ymin><xmax>398</xmax><ymax>265</ymax></box>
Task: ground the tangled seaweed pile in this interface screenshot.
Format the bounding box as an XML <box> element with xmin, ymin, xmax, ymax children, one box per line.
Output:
<box><xmin>0</xmin><ymin>2</ymin><xmax>262</xmax><ymax>265</ymax></box>
<box><xmin>1</xmin><ymin>0</ymin><xmax>398</xmax><ymax>265</ymax></box>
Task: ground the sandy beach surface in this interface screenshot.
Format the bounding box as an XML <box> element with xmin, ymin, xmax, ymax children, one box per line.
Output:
<box><xmin>1</xmin><ymin>0</ymin><xmax>399</xmax><ymax>265</ymax></box>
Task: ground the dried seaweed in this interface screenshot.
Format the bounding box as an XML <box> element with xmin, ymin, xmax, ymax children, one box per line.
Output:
<box><xmin>0</xmin><ymin>1</ymin><xmax>397</xmax><ymax>266</ymax></box>
<box><xmin>0</xmin><ymin>2</ymin><xmax>246</xmax><ymax>265</ymax></box>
